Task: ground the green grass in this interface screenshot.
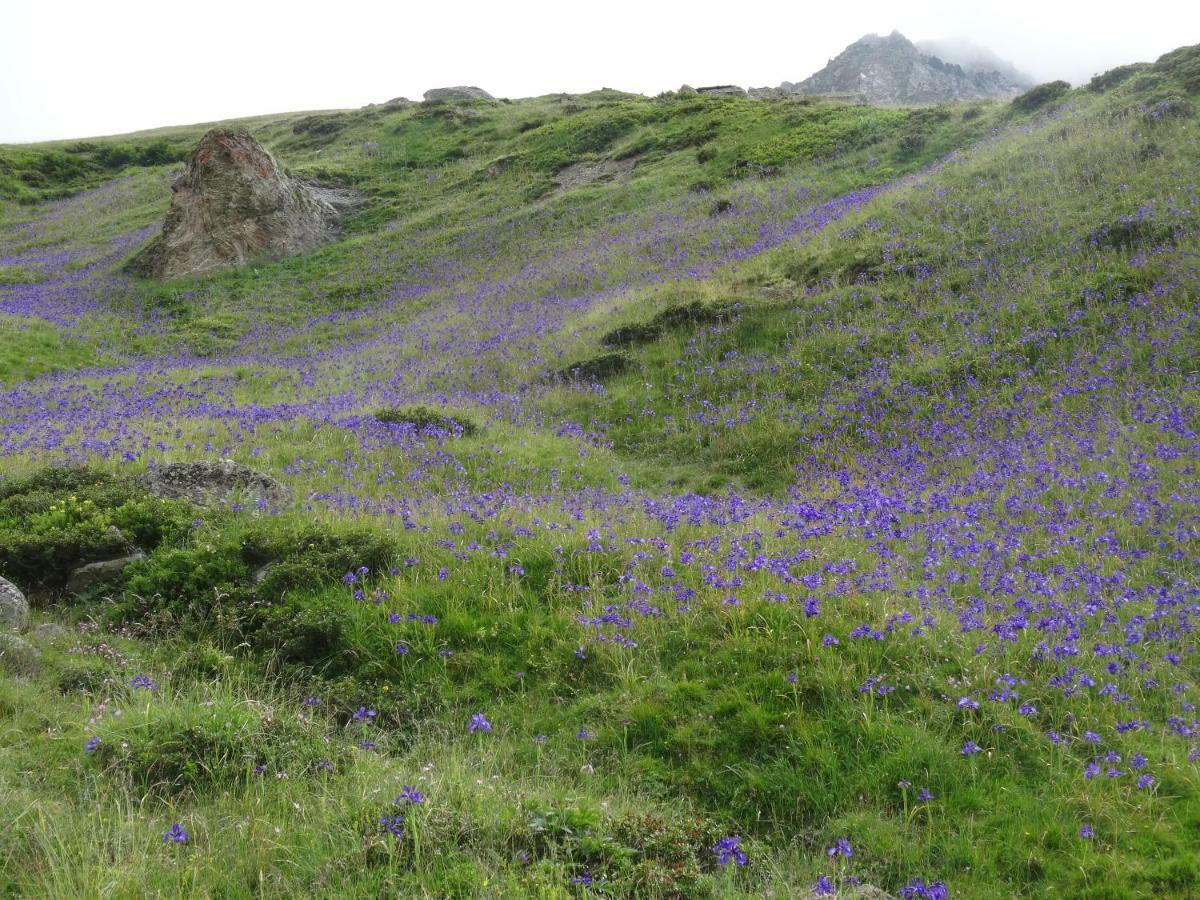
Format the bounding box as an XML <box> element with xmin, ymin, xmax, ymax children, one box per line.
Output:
<box><xmin>1</xmin><ymin>45</ymin><xmax>1199</xmax><ymax>898</ymax></box>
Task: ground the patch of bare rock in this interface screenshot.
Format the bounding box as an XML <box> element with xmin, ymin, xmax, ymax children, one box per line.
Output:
<box><xmin>553</xmin><ymin>159</ymin><xmax>636</xmax><ymax>191</ymax></box>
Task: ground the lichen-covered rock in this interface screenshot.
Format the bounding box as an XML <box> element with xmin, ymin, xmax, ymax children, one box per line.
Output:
<box><xmin>140</xmin><ymin>459</ymin><xmax>291</xmax><ymax>509</ymax></box>
<box><xmin>423</xmin><ymin>86</ymin><xmax>494</xmax><ymax>102</ymax></box>
<box><xmin>125</xmin><ymin>129</ymin><xmax>357</xmax><ymax>279</ymax></box>
<box><xmin>66</xmin><ymin>552</ymin><xmax>147</xmax><ymax>594</ymax></box>
<box><xmin>30</xmin><ymin>622</ymin><xmax>71</xmax><ymax>643</ymax></box>
<box><xmin>0</xmin><ymin>632</ymin><xmax>41</xmax><ymax>674</ymax></box>
<box><xmin>0</xmin><ymin>576</ymin><xmax>29</xmax><ymax>630</ymax></box>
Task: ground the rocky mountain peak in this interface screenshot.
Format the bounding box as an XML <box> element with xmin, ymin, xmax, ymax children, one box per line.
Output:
<box><xmin>781</xmin><ymin>31</ymin><xmax>1028</xmax><ymax>105</ymax></box>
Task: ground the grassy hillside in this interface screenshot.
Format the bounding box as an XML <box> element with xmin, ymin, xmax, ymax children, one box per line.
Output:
<box><xmin>0</xmin><ymin>46</ymin><xmax>1198</xmax><ymax>897</ymax></box>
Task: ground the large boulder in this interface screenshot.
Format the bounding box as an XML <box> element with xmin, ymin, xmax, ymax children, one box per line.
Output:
<box><xmin>140</xmin><ymin>459</ymin><xmax>291</xmax><ymax>509</ymax></box>
<box><xmin>126</xmin><ymin>129</ymin><xmax>357</xmax><ymax>279</ymax></box>
<box><xmin>423</xmin><ymin>86</ymin><xmax>494</xmax><ymax>102</ymax></box>
<box><xmin>0</xmin><ymin>576</ymin><xmax>29</xmax><ymax>630</ymax></box>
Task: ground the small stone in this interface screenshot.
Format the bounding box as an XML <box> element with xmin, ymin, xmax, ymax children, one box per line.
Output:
<box><xmin>0</xmin><ymin>576</ymin><xmax>30</xmax><ymax>630</ymax></box>
<box><xmin>66</xmin><ymin>552</ymin><xmax>147</xmax><ymax>594</ymax></box>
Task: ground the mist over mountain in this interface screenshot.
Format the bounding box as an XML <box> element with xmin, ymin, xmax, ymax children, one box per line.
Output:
<box><xmin>780</xmin><ymin>31</ymin><xmax>1029</xmax><ymax>104</ymax></box>
<box><xmin>914</xmin><ymin>37</ymin><xmax>1037</xmax><ymax>86</ymax></box>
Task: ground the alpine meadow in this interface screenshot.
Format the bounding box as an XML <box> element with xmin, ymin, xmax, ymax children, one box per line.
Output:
<box><xmin>1</xmin><ymin>26</ymin><xmax>1200</xmax><ymax>900</ymax></box>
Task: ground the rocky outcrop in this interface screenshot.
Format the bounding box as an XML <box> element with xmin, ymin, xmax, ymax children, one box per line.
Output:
<box><xmin>0</xmin><ymin>576</ymin><xmax>29</xmax><ymax>630</ymax></box>
<box><xmin>748</xmin><ymin>86</ymin><xmax>788</xmax><ymax>100</ymax></box>
<box><xmin>140</xmin><ymin>459</ymin><xmax>291</xmax><ymax>509</ymax></box>
<box><xmin>126</xmin><ymin>129</ymin><xmax>357</xmax><ymax>279</ymax></box>
<box><xmin>696</xmin><ymin>85</ymin><xmax>748</xmax><ymax>98</ymax></box>
<box><xmin>423</xmin><ymin>86</ymin><xmax>494</xmax><ymax>102</ymax></box>
<box><xmin>784</xmin><ymin>31</ymin><xmax>1027</xmax><ymax>105</ymax></box>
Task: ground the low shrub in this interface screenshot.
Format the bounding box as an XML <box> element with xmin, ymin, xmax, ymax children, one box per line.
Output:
<box><xmin>514</xmin><ymin>804</ymin><xmax>732</xmax><ymax>895</ymax></box>
<box><xmin>1012</xmin><ymin>81</ymin><xmax>1072</xmax><ymax>112</ymax></box>
<box><xmin>1154</xmin><ymin>43</ymin><xmax>1200</xmax><ymax>93</ymax></box>
<box><xmin>249</xmin><ymin>600</ymin><xmax>350</xmax><ymax>671</ymax></box>
<box><xmin>600</xmin><ymin>301</ymin><xmax>733</xmax><ymax>349</ymax></box>
<box><xmin>0</xmin><ymin>468</ymin><xmax>194</xmax><ymax>590</ymax></box>
<box><xmin>1089</xmin><ymin>63</ymin><xmax>1151</xmax><ymax>92</ymax></box>
<box><xmin>373</xmin><ymin>406</ymin><xmax>478</xmax><ymax>436</ymax></box>
<box><xmin>1086</xmin><ymin>217</ymin><xmax>1177</xmax><ymax>250</ymax></box>
<box><xmin>91</xmin><ymin>704</ymin><xmax>347</xmax><ymax>794</ymax></box>
<box><xmin>554</xmin><ymin>352</ymin><xmax>629</xmax><ymax>382</ymax></box>
<box><xmin>292</xmin><ymin>114</ymin><xmax>347</xmax><ymax>136</ymax></box>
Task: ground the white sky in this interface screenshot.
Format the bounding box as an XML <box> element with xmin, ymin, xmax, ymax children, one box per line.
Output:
<box><xmin>2</xmin><ymin>0</ymin><xmax>1197</xmax><ymax>143</ymax></box>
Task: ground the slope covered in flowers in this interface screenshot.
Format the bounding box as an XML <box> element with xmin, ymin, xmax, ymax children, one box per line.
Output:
<box><xmin>0</xmin><ymin>55</ymin><xmax>1198</xmax><ymax>897</ymax></box>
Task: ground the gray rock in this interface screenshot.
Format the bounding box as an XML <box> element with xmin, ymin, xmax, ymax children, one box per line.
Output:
<box><xmin>66</xmin><ymin>552</ymin><xmax>146</xmax><ymax>594</ymax></box>
<box><xmin>553</xmin><ymin>159</ymin><xmax>636</xmax><ymax>191</ymax></box>
<box><xmin>0</xmin><ymin>632</ymin><xmax>42</xmax><ymax>674</ymax></box>
<box><xmin>140</xmin><ymin>459</ymin><xmax>291</xmax><ymax>509</ymax></box>
<box><xmin>423</xmin><ymin>86</ymin><xmax>494</xmax><ymax>102</ymax></box>
<box><xmin>30</xmin><ymin>622</ymin><xmax>71</xmax><ymax>642</ymax></box>
<box><xmin>252</xmin><ymin>562</ymin><xmax>276</xmax><ymax>585</ymax></box>
<box><xmin>0</xmin><ymin>576</ymin><xmax>30</xmax><ymax>630</ymax></box>
<box><xmin>125</xmin><ymin>129</ymin><xmax>359</xmax><ymax>279</ymax></box>
<box><xmin>696</xmin><ymin>85</ymin><xmax>748</xmax><ymax>98</ymax></box>
<box><xmin>748</xmin><ymin>86</ymin><xmax>788</xmax><ymax>100</ymax></box>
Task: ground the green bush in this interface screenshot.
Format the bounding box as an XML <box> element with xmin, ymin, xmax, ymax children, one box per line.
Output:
<box><xmin>373</xmin><ymin>406</ymin><xmax>478</xmax><ymax>436</ymax></box>
<box><xmin>0</xmin><ymin>468</ymin><xmax>193</xmax><ymax>590</ymax></box>
<box><xmin>250</xmin><ymin>600</ymin><xmax>350</xmax><ymax>670</ymax></box>
<box><xmin>1089</xmin><ymin>63</ymin><xmax>1151</xmax><ymax>92</ymax></box>
<box><xmin>117</xmin><ymin>544</ymin><xmax>251</xmax><ymax>634</ymax></box>
<box><xmin>244</xmin><ymin>523</ymin><xmax>398</xmax><ymax>596</ymax></box>
<box><xmin>1012</xmin><ymin>81</ymin><xmax>1072</xmax><ymax>112</ymax></box>
<box><xmin>92</xmin><ymin>706</ymin><xmax>347</xmax><ymax>794</ymax></box>
<box><xmin>554</xmin><ymin>352</ymin><xmax>629</xmax><ymax>382</ymax></box>
<box><xmin>600</xmin><ymin>301</ymin><xmax>733</xmax><ymax>349</ymax></box>
<box><xmin>1154</xmin><ymin>43</ymin><xmax>1200</xmax><ymax>93</ymax></box>
<box><xmin>513</xmin><ymin>804</ymin><xmax>731</xmax><ymax>894</ymax></box>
